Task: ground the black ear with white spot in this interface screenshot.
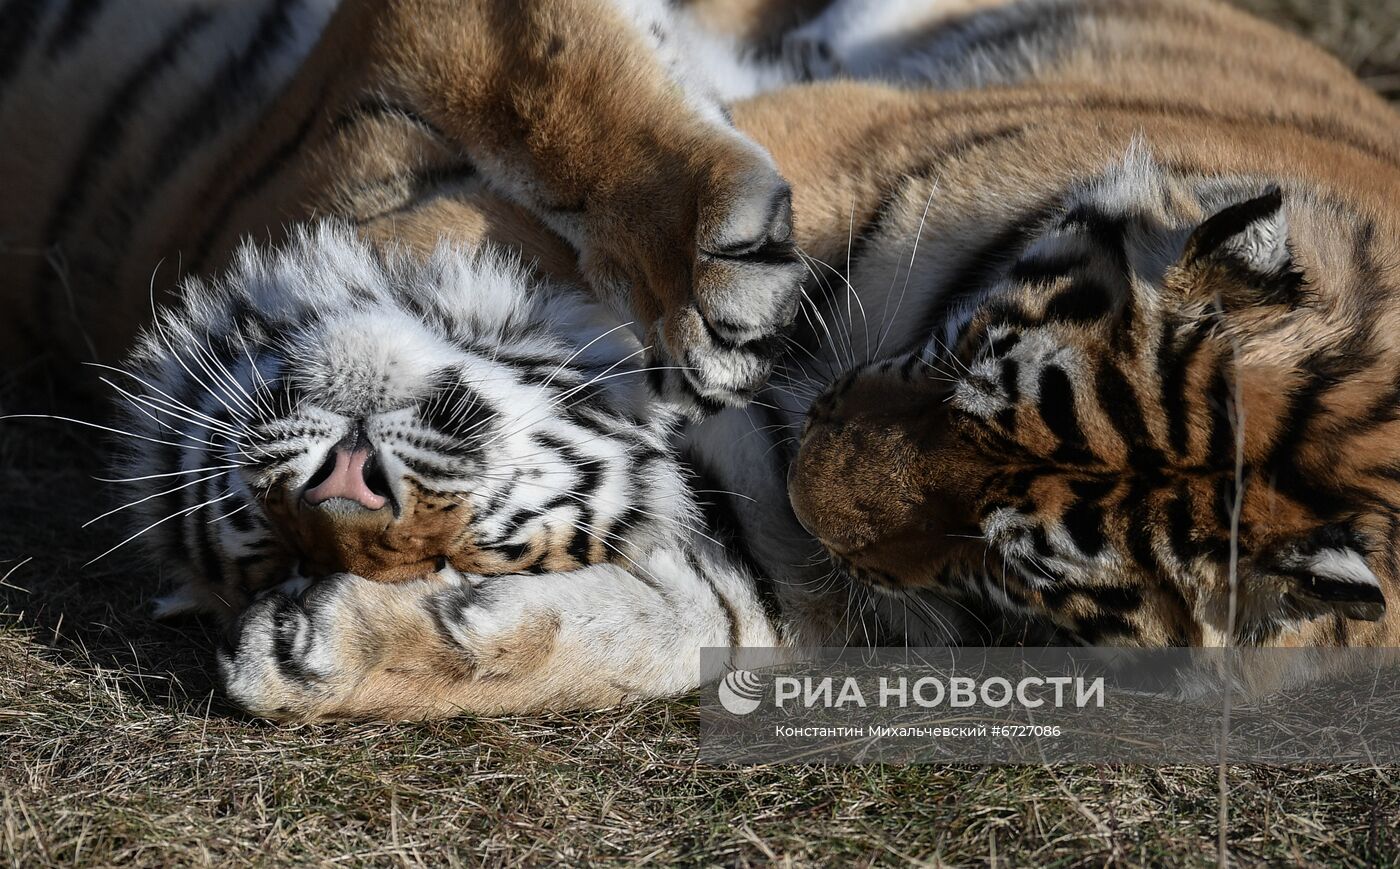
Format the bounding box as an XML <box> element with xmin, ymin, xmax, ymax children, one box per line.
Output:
<box><xmin>1183</xmin><ymin>187</ymin><xmax>1302</xmax><ymax>304</ymax></box>
<box><xmin>1272</xmin><ymin>528</ymin><xmax>1386</xmax><ymax>622</ymax></box>
<box><xmin>1187</xmin><ymin>187</ymin><xmax>1289</xmax><ymax>270</ymax></box>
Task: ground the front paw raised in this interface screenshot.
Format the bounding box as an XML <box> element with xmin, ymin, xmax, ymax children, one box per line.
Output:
<box><xmin>649</xmin><ymin>159</ymin><xmax>805</xmax><ymax>415</ymax></box>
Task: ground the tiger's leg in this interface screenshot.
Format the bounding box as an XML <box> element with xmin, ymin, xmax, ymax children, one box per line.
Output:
<box><xmin>220</xmin><ymin>553</ymin><xmax>782</xmax><ymax>721</ymax></box>
<box><xmin>350</xmin><ymin>0</ymin><xmax>805</xmax><ymax>415</ymax></box>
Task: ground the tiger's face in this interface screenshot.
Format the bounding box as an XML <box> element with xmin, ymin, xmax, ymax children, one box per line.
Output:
<box><xmin>118</xmin><ymin>223</ymin><xmax>685</xmax><ymax>617</ymax></box>
<box><xmin>790</xmin><ymin>156</ymin><xmax>1400</xmax><ymax>646</ymax></box>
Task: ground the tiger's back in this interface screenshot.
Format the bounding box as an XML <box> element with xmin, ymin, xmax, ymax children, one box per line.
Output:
<box><xmin>0</xmin><ymin>0</ymin><xmax>339</xmax><ymax>372</ymax></box>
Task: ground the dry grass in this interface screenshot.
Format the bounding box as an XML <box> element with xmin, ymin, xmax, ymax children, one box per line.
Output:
<box><xmin>5</xmin><ymin>2</ymin><xmax>1400</xmax><ymax>866</ymax></box>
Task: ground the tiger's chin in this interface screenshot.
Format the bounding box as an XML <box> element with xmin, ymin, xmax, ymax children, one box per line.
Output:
<box><xmin>262</xmin><ymin>480</ymin><xmax>596</xmax><ymax>584</ymax></box>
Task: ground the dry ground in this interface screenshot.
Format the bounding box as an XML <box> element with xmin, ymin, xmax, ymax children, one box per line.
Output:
<box><xmin>4</xmin><ymin>1</ymin><xmax>1400</xmax><ymax>866</ymax></box>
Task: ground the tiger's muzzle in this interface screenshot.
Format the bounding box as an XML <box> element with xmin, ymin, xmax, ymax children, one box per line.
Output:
<box><xmin>789</xmin><ymin>366</ymin><xmax>988</xmax><ymax>588</ymax></box>
<box><xmin>261</xmin><ymin>434</ymin><xmax>473</xmax><ymax>583</ymax></box>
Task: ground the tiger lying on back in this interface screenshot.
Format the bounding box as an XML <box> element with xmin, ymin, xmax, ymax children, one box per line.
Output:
<box><xmin>7</xmin><ymin>0</ymin><xmax>1400</xmax><ymax>720</ymax></box>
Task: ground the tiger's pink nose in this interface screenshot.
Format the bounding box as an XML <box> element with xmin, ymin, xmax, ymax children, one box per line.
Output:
<box><xmin>303</xmin><ymin>446</ymin><xmax>388</xmax><ymax>511</ymax></box>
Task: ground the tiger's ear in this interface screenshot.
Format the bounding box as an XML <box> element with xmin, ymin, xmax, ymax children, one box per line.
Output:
<box><xmin>1186</xmin><ymin>186</ymin><xmax>1289</xmax><ymax>271</ymax></box>
<box><xmin>1270</xmin><ymin>531</ymin><xmax>1386</xmax><ymax>622</ymax></box>
<box><xmin>1180</xmin><ymin>187</ymin><xmax>1301</xmax><ymax>305</ymax></box>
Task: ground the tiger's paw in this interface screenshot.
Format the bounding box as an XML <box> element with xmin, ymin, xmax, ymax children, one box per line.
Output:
<box><xmin>646</xmin><ymin>159</ymin><xmax>804</xmax><ymax>416</ymax></box>
<box><xmin>218</xmin><ymin>573</ymin><xmax>560</xmax><ymax>721</ymax></box>
<box><xmin>780</xmin><ymin>0</ymin><xmax>865</xmax><ymax>80</ymax></box>
<box><xmin>218</xmin><ymin>574</ymin><xmax>361</xmax><ymax>721</ymax></box>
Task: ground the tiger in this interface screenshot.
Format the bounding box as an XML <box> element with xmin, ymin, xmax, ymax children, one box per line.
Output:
<box><xmin>776</xmin><ymin>0</ymin><xmax>1400</xmax><ymax>651</ymax></box>
<box><xmin>6</xmin><ymin>0</ymin><xmax>1400</xmax><ymax>721</ymax></box>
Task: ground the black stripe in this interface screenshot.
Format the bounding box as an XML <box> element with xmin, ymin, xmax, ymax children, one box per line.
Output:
<box><xmin>1038</xmin><ymin>366</ymin><xmax>1092</xmax><ymax>463</ymax></box>
<box><xmin>1072</xmin><ymin>613</ymin><xmax>1137</xmax><ymax>643</ymax></box>
<box><xmin>1265</xmin><ymin>343</ymin><xmax>1376</xmax><ymax>470</ymax></box>
<box><xmin>994</xmin><ymin>358</ymin><xmax>1020</xmax><ymax>433</ymax></box>
<box><xmin>44</xmin><ymin>0</ymin><xmax>106</xmax><ymax>59</ymax></box>
<box><xmin>186</xmin><ymin>93</ymin><xmax>327</xmax><ymax>274</ymax></box>
<box><xmin>347</xmin><ymin>161</ymin><xmax>481</xmax><ymax>226</ymax></box>
<box><xmin>566</xmin><ymin>458</ymin><xmax>604</xmax><ymax>566</ymax></box>
<box><xmin>421</xmin><ymin>379</ymin><xmax>495</xmax><ymax>452</ymax></box>
<box><xmin>1094</xmin><ymin>358</ymin><xmax>1164</xmax><ymax>469</ymax></box>
<box><xmin>1062</xmin><ymin>477</ymin><xmax>1115</xmax><ymax>558</ymax></box>
<box><xmin>1042</xmin><ymin>582</ymin><xmax>1142</xmax><ymax>614</ymax></box>
<box><xmin>1060</xmin><ymin>497</ymin><xmax>1105</xmax><ymax>558</ymax></box>
<box><xmin>1203</xmin><ymin>359</ymin><xmax>1237</xmax><ymax>471</ymax></box>
<box><xmin>1042</xmin><ymin>277</ymin><xmax>1114</xmax><ymax>324</ymax></box>
<box><xmin>491</xmin><ymin>539</ymin><xmax>535</xmax><ymax>567</ymax></box>
<box><xmin>524</xmin><ymin>433</ymin><xmax>604</xmax><ymax>567</ymax></box>
<box><xmin>1120</xmin><ymin>479</ymin><xmax>1163</xmax><ymax>575</ymax></box>
<box><xmin>229</xmin><ymin>503</ymin><xmax>258</xmax><ymax>534</ymax></box>
<box><xmin>1212</xmin><ymin>473</ymin><xmax>1237</xmax><ymax>539</ymax></box>
<box><xmin>1295</xmin><ymin>574</ymin><xmax>1385</xmax><ymax>607</ymax></box>
<box><xmin>0</xmin><ymin>0</ymin><xmax>45</xmax><ymax>99</ymax></box>
<box><xmin>1029</xmin><ymin>526</ymin><xmax>1056</xmax><ymax>563</ymax></box>
<box><xmin>1165</xmin><ymin>486</ymin><xmax>1212</xmax><ymax>565</ymax></box>
<box><xmin>686</xmin><ymin>548</ymin><xmax>741</xmax><ymax>650</ymax></box>
<box><xmin>270</xmin><ymin>600</ymin><xmax>317</xmax><ymax>687</ymax></box>
<box><xmin>1058</xmin><ymin>204</ymin><xmax>1129</xmax><ymax>272</ymax></box>
<box><xmin>989</xmin><ymin>332</ymin><xmax>1021</xmax><ymax>360</ymax></box>
<box><xmin>565</xmin><ymin>404</ymin><xmax>634</xmax><ymax>448</ymax></box>
<box><xmin>1009</xmin><ymin>252</ymin><xmax>1083</xmax><ymax>285</ymax></box>
<box><xmin>396</xmin><ymin>454</ymin><xmax>461</xmax><ymax>480</ymax></box>
<box><xmin>1158</xmin><ymin>321</ymin><xmax>1207</xmax><ymax>459</ymax></box>
<box><xmin>599</xmin><ymin>505</ymin><xmax>643</xmax><ymax>567</ymax></box>
<box><xmin>1344</xmin><ymin>364</ymin><xmax>1400</xmax><ymax>435</ymax></box>
<box><xmin>1091</xmin><ymin>585</ymin><xmax>1144</xmax><ymax>613</ymax></box>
